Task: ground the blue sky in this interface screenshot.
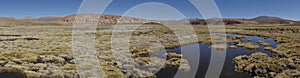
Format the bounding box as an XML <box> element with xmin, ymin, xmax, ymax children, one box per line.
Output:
<box><xmin>0</xmin><ymin>0</ymin><xmax>299</xmax><ymax>20</ymax></box>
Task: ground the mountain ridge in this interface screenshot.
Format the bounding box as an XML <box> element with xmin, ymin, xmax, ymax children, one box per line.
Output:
<box><xmin>252</xmin><ymin>16</ymin><xmax>285</xmax><ymax>20</ymax></box>
<box><xmin>0</xmin><ymin>14</ymin><xmax>299</xmax><ymax>25</ymax></box>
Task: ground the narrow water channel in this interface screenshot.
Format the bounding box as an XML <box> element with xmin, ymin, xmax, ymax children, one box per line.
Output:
<box><xmin>156</xmin><ymin>34</ymin><xmax>277</xmax><ymax>78</ymax></box>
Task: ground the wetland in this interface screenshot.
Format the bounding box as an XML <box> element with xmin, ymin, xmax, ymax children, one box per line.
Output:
<box><xmin>0</xmin><ymin>24</ymin><xmax>299</xmax><ymax>78</ymax></box>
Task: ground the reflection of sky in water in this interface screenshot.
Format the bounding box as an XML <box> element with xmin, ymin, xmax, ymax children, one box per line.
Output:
<box><xmin>156</xmin><ymin>34</ymin><xmax>278</xmax><ymax>78</ymax></box>
<box><xmin>0</xmin><ymin>73</ymin><xmax>25</xmax><ymax>78</ymax></box>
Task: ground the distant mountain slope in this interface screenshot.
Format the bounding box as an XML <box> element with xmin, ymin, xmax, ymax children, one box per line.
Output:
<box><xmin>251</xmin><ymin>16</ymin><xmax>296</xmax><ymax>25</ymax></box>
<box><xmin>0</xmin><ymin>14</ymin><xmax>157</xmax><ymax>25</ymax></box>
<box><xmin>252</xmin><ymin>16</ymin><xmax>284</xmax><ymax>20</ymax></box>
<box><xmin>0</xmin><ymin>14</ymin><xmax>299</xmax><ymax>25</ymax></box>
<box><xmin>188</xmin><ymin>18</ymin><xmax>258</xmax><ymax>25</ymax></box>
<box><xmin>23</xmin><ymin>16</ymin><xmax>36</xmax><ymax>20</ymax></box>
<box><xmin>188</xmin><ymin>16</ymin><xmax>299</xmax><ymax>25</ymax></box>
<box><xmin>37</xmin><ymin>16</ymin><xmax>63</xmax><ymax>21</ymax></box>
<box><xmin>0</xmin><ymin>17</ymin><xmax>20</xmax><ymax>25</ymax></box>
<box><xmin>62</xmin><ymin>14</ymin><xmax>157</xmax><ymax>24</ymax></box>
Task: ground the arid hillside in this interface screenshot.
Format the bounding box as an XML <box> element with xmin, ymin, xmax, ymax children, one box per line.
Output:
<box><xmin>0</xmin><ymin>14</ymin><xmax>158</xmax><ymax>25</ymax></box>
<box><xmin>0</xmin><ymin>17</ymin><xmax>20</xmax><ymax>25</ymax></box>
<box><xmin>0</xmin><ymin>14</ymin><xmax>299</xmax><ymax>26</ymax></box>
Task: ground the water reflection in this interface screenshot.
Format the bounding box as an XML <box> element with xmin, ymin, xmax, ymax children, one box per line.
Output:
<box><xmin>156</xmin><ymin>34</ymin><xmax>277</xmax><ymax>78</ymax></box>
<box><xmin>0</xmin><ymin>73</ymin><xmax>25</xmax><ymax>78</ymax></box>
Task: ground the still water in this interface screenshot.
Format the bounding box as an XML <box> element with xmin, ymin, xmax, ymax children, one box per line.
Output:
<box><xmin>156</xmin><ymin>34</ymin><xmax>277</xmax><ymax>78</ymax></box>
<box><xmin>0</xmin><ymin>73</ymin><xmax>25</xmax><ymax>78</ymax></box>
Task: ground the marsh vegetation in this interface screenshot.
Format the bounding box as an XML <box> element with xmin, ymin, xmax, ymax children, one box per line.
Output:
<box><xmin>0</xmin><ymin>24</ymin><xmax>299</xmax><ymax>78</ymax></box>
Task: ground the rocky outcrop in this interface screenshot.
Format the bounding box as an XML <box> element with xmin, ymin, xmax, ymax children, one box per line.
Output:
<box><xmin>0</xmin><ymin>17</ymin><xmax>20</xmax><ymax>25</ymax></box>
<box><xmin>62</xmin><ymin>14</ymin><xmax>157</xmax><ymax>25</ymax></box>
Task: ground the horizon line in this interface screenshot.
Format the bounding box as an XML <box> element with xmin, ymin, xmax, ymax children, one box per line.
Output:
<box><xmin>0</xmin><ymin>13</ymin><xmax>298</xmax><ymax>21</ymax></box>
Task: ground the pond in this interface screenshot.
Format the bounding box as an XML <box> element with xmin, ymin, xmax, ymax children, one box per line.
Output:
<box><xmin>156</xmin><ymin>34</ymin><xmax>278</xmax><ymax>78</ymax></box>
